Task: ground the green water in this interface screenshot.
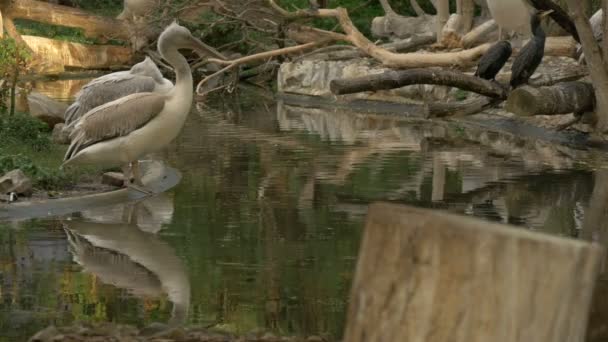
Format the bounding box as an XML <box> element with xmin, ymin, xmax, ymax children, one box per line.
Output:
<box><xmin>0</xmin><ymin>90</ymin><xmax>607</xmax><ymax>341</ymax></box>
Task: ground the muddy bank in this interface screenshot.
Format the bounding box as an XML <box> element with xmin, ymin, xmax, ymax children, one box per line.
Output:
<box><xmin>0</xmin><ymin>160</ymin><xmax>180</xmax><ymax>220</ymax></box>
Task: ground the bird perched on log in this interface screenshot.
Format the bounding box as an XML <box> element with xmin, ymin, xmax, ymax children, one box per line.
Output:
<box><xmin>474</xmin><ymin>40</ymin><xmax>512</xmax><ymax>81</ymax></box>
<box><xmin>64</xmin><ymin>57</ymin><xmax>173</xmax><ymax>126</ymax></box>
<box><xmin>510</xmin><ymin>9</ymin><xmax>554</xmax><ymax>89</ymax></box>
<box><xmin>63</xmin><ymin>23</ymin><xmax>224</xmax><ymax>193</ymax></box>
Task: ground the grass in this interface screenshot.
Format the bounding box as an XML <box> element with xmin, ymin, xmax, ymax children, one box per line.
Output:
<box><xmin>0</xmin><ymin>112</ymin><xmax>99</xmax><ymax>191</ymax></box>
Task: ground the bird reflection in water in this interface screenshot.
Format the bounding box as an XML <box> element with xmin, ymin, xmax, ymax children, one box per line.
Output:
<box><xmin>62</xmin><ymin>196</ymin><xmax>190</xmax><ymax>324</ymax></box>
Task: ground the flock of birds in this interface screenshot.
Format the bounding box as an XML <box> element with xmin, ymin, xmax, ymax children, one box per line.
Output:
<box><xmin>61</xmin><ymin>22</ymin><xmax>221</xmax><ymax>194</ymax></box>
<box><xmin>474</xmin><ymin>9</ymin><xmax>554</xmax><ymax>88</ymax></box>
<box><xmin>57</xmin><ymin>9</ymin><xmax>553</xmax><ymax>196</ymax></box>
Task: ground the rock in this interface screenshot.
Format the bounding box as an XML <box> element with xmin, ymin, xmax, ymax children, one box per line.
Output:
<box><xmin>278</xmin><ymin>59</ymin><xmax>452</xmax><ymax>103</ymax></box>
<box><xmin>28</xmin><ymin>325</ymin><xmax>59</xmax><ymax>342</ymax></box>
<box><xmin>51</xmin><ymin>123</ymin><xmax>71</xmax><ymax>145</ymax></box>
<box><xmin>139</xmin><ymin>322</ymin><xmax>169</xmax><ymax>336</ymax></box>
<box><xmin>101</xmin><ymin>172</ymin><xmax>125</xmax><ymax>187</ymax></box>
<box><xmin>0</xmin><ymin>169</ymin><xmax>33</xmax><ymax>196</ymax></box>
<box><xmin>27</xmin><ymin>91</ymin><xmax>67</xmax><ymax>128</ymax></box>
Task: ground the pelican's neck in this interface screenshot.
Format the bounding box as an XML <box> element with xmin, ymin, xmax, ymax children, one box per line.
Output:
<box><xmin>161</xmin><ymin>48</ymin><xmax>193</xmax><ymax>99</ymax></box>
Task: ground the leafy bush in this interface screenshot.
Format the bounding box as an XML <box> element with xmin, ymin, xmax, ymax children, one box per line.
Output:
<box><xmin>0</xmin><ymin>153</ymin><xmax>70</xmax><ymax>190</ymax></box>
<box><xmin>0</xmin><ymin>112</ymin><xmax>51</xmax><ymax>151</ymax></box>
<box><xmin>0</xmin><ymin>37</ymin><xmax>31</xmax><ymax>115</ymax></box>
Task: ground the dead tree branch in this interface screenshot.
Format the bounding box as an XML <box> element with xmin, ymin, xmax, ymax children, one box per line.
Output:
<box><xmin>196</xmin><ymin>40</ymin><xmax>330</xmax><ymax>95</ymax></box>
<box><xmin>330</xmin><ymin>69</ymin><xmax>508</xmax><ymax>99</ymax></box>
<box><xmin>527</xmin><ymin>0</ymin><xmax>580</xmax><ymax>43</ymax></box>
<box><xmin>506</xmin><ymin>82</ymin><xmax>595</xmax><ymax>117</ymax></box>
<box><xmin>567</xmin><ymin>0</ymin><xmax>608</xmax><ymax>133</ymax></box>
<box><xmin>266</xmin><ymin>0</ymin><xmax>491</xmax><ymax>68</ymax></box>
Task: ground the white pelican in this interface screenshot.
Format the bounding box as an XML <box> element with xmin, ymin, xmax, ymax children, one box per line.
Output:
<box><xmin>64</xmin><ymin>205</ymin><xmax>190</xmax><ymax>323</ymax></box>
<box><xmin>486</xmin><ymin>0</ymin><xmax>534</xmax><ymax>38</ymax></box>
<box><xmin>63</xmin><ymin>23</ymin><xmax>223</xmax><ymax>193</ymax></box>
<box><xmin>64</xmin><ymin>57</ymin><xmax>173</xmax><ymax>125</ymax></box>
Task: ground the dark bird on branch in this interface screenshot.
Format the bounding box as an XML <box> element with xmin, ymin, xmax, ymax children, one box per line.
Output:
<box><xmin>510</xmin><ymin>9</ymin><xmax>553</xmax><ymax>89</ymax></box>
<box><xmin>474</xmin><ymin>40</ymin><xmax>512</xmax><ymax>81</ymax></box>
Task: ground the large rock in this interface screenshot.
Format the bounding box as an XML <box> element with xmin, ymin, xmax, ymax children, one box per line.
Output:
<box><xmin>27</xmin><ymin>90</ymin><xmax>67</xmax><ymax>128</ymax></box>
<box><xmin>278</xmin><ymin>59</ymin><xmax>452</xmax><ymax>103</ymax></box>
<box><xmin>51</xmin><ymin>123</ymin><xmax>71</xmax><ymax>145</ymax></box>
<box><xmin>0</xmin><ymin>169</ymin><xmax>33</xmax><ymax>196</ymax></box>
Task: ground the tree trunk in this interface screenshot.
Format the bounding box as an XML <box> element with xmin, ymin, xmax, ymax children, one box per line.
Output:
<box><xmin>344</xmin><ymin>203</ymin><xmax>604</xmax><ymax>342</ymax></box>
<box><xmin>330</xmin><ymin>69</ymin><xmax>508</xmax><ymax>99</ymax></box>
<box><xmin>0</xmin><ymin>9</ymin><xmax>3</xmax><ymax>38</ymax></box>
<box><xmin>567</xmin><ymin>0</ymin><xmax>608</xmax><ymax>133</ymax></box>
<box><xmin>436</xmin><ymin>0</ymin><xmax>449</xmax><ymax>42</ymax></box>
<box><xmin>1</xmin><ymin>0</ymin><xmax>129</xmax><ymax>41</ymax></box>
<box><xmin>506</xmin><ymin>82</ymin><xmax>595</xmax><ymax>116</ymax></box>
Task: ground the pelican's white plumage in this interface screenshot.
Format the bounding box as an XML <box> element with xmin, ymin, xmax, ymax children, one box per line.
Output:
<box><xmin>63</xmin><ymin>22</ymin><xmax>222</xmax><ymax>191</ymax></box>
<box><xmin>486</xmin><ymin>0</ymin><xmax>534</xmax><ymax>35</ymax></box>
<box><xmin>64</xmin><ymin>57</ymin><xmax>173</xmax><ymax>125</ymax></box>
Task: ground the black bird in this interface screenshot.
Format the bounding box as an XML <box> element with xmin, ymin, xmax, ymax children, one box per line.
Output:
<box><xmin>474</xmin><ymin>40</ymin><xmax>512</xmax><ymax>81</ymax></box>
<box><xmin>510</xmin><ymin>9</ymin><xmax>554</xmax><ymax>89</ymax></box>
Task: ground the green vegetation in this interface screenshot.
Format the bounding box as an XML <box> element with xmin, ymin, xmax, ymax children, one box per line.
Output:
<box><xmin>0</xmin><ymin>37</ymin><xmax>31</xmax><ymax>115</ymax></box>
<box><xmin>14</xmin><ymin>19</ymin><xmax>98</xmax><ymax>44</ymax></box>
<box><xmin>0</xmin><ymin>112</ymin><xmax>77</xmax><ymax>190</ymax></box>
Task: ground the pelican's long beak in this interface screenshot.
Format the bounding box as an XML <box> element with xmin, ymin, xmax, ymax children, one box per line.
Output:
<box><xmin>540</xmin><ymin>9</ymin><xmax>554</xmax><ymax>19</ymax></box>
<box><xmin>188</xmin><ymin>36</ymin><xmax>226</xmax><ymax>61</ymax></box>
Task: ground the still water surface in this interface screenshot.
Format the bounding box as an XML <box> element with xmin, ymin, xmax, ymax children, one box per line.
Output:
<box><xmin>1</xmin><ymin>82</ymin><xmax>607</xmax><ymax>341</ymax></box>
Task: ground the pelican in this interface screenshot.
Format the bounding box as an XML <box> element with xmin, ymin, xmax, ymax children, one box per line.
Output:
<box><xmin>63</xmin><ymin>22</ymin><xmax>223</xmax><ymax>193</ymax></box>
<box><xmin>64</xmin><ymin>57</ymin><xmax>173</xmax><ymax>125</ymax></box>
<box><xmin>486</xmin><ymin>0</ymin><xmax>534</xmax><ymax>39</ymax></box>
<box><xmin>64</xmin><ymin>203</ymin><xmax>190</xmax><ymax>323</ymax></box>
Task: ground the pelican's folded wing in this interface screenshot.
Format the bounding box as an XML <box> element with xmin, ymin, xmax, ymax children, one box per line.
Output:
<box><xmin>65</xmin><ymin>93</ymin><xmax>165</xmax><ymax>161</ymax></box>
<box><xmin>65</xmin><ymin>74</ymin><xmax>157</xmax><ymax>124</ymax></box>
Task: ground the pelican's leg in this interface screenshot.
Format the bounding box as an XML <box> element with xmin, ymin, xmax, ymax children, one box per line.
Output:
<box><xmin>132</xmin><ymin>160</ymin><xmax>144</xmax><ymax>186</ymax></box>
<box><xmin>121</xmin><ymin>163</ymin><xmax>133</xmax><ymax>187</ymax></box>
<box><xmin>126</xmin><ymin>160</ymin><xmax>154</xmax><ymax>195</ymax></box>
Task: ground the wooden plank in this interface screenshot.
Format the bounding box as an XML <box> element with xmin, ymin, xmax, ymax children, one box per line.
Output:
<box><xmin>22</xmin><ymin>35</ymin><xmax>132</xmax><ymax>72</ymax></box>
<box><xmin>344</xmin><ymin>203</ymin><xmax>604</xmax><ymax>342</ymax></box>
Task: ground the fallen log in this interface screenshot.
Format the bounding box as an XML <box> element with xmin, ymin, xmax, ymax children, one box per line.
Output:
<box><xmin>425</xmin><ymin>96</ymin><xmax>502</xmax><ymax>118</ymax></box>
<box><xmin>344</xmin><ymin>203</ymin><xmax>603</xmax><ymax>342</ymax></box>
<box><xmin>506</xmin><ymin>82</ymin><xmax>595</xmax><ymax>116</ymax></box>
<box><xmin>1</xmin><ymin>0</ymin><xmax>129</xmax><ymax>41</ymax></box>
<box><xmin>462</xmin><ymin>19</ymin><xmax>498</xmax><ymax>48</ymax></box>
<box><xmin>22</xmin><ymin>35</ymin><xmax>133</xmax><ymax>73</ymax></box>
<box><xmin>330</xmin><ymin>69</ymin><xmax>508</xmax><ymax>99</ymax></box>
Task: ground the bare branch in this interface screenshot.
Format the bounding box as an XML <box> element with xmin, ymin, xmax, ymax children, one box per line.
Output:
<box><xmin>196</xmin><ymin>40</ymin><xmax>330</xmax><ymax>94</ymax></box>
<box><xmin>410</xmin><ymin>0</ymin><xmax>427</xmax><ymax>17</ymax></box>
<box><xmin>330</xmin><ymin>68</ymin><xmax>508</xmax><ymax>99</ymax></box>
<box><xmin>266</xmin><ymin>0</ymin><xmax>491</xmax><ymax>68</ymax></box>
<box><xmin>378</xmin><ymin>0</ymin><xmax>397</xmax><ymax>16</ymax></box>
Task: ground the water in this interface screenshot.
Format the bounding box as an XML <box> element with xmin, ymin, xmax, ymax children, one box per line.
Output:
<box><xmin>1</xmin><ymin>85</ymin><xmax>607</xmax><ymax>341</ymax></box>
